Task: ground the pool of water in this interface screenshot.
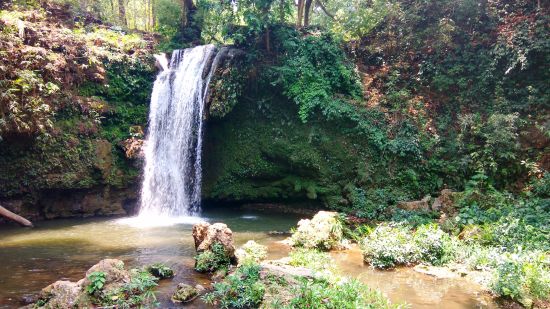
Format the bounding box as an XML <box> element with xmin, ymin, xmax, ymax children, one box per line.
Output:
<box><xmin>0</xmin><ymin>208</ymin><xmax>499</xmax><ymax>308</ymax></box>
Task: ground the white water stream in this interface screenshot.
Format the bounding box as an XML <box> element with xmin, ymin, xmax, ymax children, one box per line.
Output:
<box><xmin>136</xmin><ymin>45</ymin><xmax>220</xmax><ymax>223</ymax></box>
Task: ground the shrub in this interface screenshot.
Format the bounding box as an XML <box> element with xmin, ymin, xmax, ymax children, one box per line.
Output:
<box><xmin>102</xmin><ymin>269</ymin><xmax>159</xmax><ymax>307</ymax></box>
<box><xmin>491</xmin><ymin>251</ymin><xmax>550</xmax><ymax>305</ymax></box>
<box><xmin>414</xmin><ymin>224</ymin><xmax>457</xmax><ymax>265</ymax></box>
<box><xmin>288</xmin><ymin>211</ymin><xmax>344</xmax><ymax>250</ymax></box>
<box><xmin>202</xmin><ymin>263</ymin><xmax>265</xmax><ymax>308</ymax></box>
<box><xmin>285</xmin><ymin>278</ymin><xmax>402</xmax><ymax>309</ymax></box>
<box><xmin>195</xmin><ymin>242</ymin><xmax>232</xmax><ymax>273</ymax></box>
<box><xmin>362</xmin><ymin>224</ymin><xmax>418</xmax><ymax>269</ymax></box>
<box><xmin>235</xmin><ymin>240</ymin><xmax>268</xmax><ymax>265</ymax></box>
<box><xmin>86</xmin><ymin>271</ymin><xmax>106</xmax><ymax>295</ymax></box>
<box><xmin>288</xmin><ymin>248</ymin><xmax>334</xmax><ymax>272</ymax></box>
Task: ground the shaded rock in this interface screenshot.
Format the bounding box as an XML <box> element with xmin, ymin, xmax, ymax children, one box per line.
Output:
<box><xmin>193</xmin><ymin>222</ymin><xmax>235</xmax><ymax>258</ymax></box>
<box><xmin>397</xmin><ymin>195</ymin><xmax>431</xmax><ymax>211</ymax></box>
<box><xmin>195</xmin><ymin>284</ymin><xmax>206</xmax><ymax>293</ymax></box>
<box><xmin>212</xmin><ymin>268</ymin><xmax>228</xmax><ymax>282</ymax></box>
<box><xmin>171</xmin><ymin>283</ymin><xmax>198</xmax><ymax>304</ymax></box>
<box><xmin>431</xmin><ymin>189</ymin><xmax>458</xmax><ymax>213</ymax></box>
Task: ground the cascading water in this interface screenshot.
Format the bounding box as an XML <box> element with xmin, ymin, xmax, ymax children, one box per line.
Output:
<box><xmin>137</xmin><ymin>45</ymin><xmax>220</xmax><ymax>220</ymax></box>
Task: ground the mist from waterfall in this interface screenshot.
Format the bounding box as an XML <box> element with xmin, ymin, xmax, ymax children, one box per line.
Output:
<box><xmin>136</xmin><ymin>45</ymin><xmax>220</xmax><ymax>222</ymax></box>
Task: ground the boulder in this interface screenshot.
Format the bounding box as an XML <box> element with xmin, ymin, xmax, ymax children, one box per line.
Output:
<box><xmin>192</xmin><ymin>222</ymin><xmax>235</xmax><ymax>258</ymax></box>
<box><xmin>397</xmin><ymin>195</ymin><xmax>431</xmax><ymax>211</ymax></box>
<box><xmin>171</xmin><ymin>283</ymin><xmax>198</xmax><ymax>303</ymax></box>
<box><xmin>80</xmin><ymin>259</ymin><xmax>129</xmax><ymax>289</ymax></box>
<box><xmin>235</xmin><ymin>240</ymin><xmax>268</xmax><ymax>265</ymax></box>
<box><xmin>35</xmin><ymin>259</ymin><xmax>130</xmax><ymax>308</ymax></box>
<box><xmin>38</xmin><ymin>280</ymin><xmax>84</xmax><ymax>308</ymax></box>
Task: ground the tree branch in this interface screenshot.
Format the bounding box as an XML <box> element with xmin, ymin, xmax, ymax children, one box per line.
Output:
<box><xmin>0</xmin><ymin>205</ymin><xmax>33</xmax><ymax>227</ymax></box>
<box><xmin>315</xmin><ymin>0</ymin><xmax>335</xmax><ymax>20</ymax></box>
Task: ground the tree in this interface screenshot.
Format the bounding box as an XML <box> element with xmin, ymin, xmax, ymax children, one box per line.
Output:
<box><xmin>118</xmin><ymin>0</ymin><xmax>127</xmax><ymax>27</ymax></box>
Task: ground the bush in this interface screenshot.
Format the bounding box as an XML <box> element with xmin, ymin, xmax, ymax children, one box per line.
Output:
<box><xmin>288</xmin><ymin>248</ymin><xmax>334</xmax><ymax>272</ymax></box>
<box><xmin>491</xmin><ymin>252</ymin><xmax>550</xmax><ymax>305</ymax></box>
<box><xmin>362</xmin><ymin>223</ymin><xmax>457</xmax><ymax>268</ymax></box>
<box><xmin>362</xmin><ymin>224</ymin><xmax>418</xmax><ymax>269</ymax></box>
<box><xmin>202</xmin><ymin>263</ymin><xmax>265</xmax><ymax>308</ymax></box>
<box><xmin>285</xmin><ymin>278</ymin><xmax>402</xmax><ymax>309</ymax></box>
<box><xmin>288</xmin><ymin>211</ymin><xmax>344</xmax><ymax>250</ymax></box>
<box><xmin>414</xmin><ymin>224</ymin><xmax>457</xmax><ymax>265</ymax></box>
<box><xmin>235</xmin><ymin>240</ymin><xmax>268</xmax><ymax>265</ymax></box>
<box><xmin>195</xmin><ymin>242</ymin><xmax>231</xmax><ymax>273</ymax></box>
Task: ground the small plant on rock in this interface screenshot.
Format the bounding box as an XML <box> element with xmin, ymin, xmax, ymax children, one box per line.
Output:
<box><xmin>86</xmin><ymin>271</ymin><xmax>106</xmax><ymax>295</ymax></box>
<box><xmin>195</xmin><ymin>242</ymin><xmax>232</xmax><ymax>273</ymax></box>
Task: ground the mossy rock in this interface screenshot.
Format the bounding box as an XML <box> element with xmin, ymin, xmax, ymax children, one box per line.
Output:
<box><xmin>171</xmin><ymin>283</ymin><xmax>198</xmax><ymax>303</ymax></box>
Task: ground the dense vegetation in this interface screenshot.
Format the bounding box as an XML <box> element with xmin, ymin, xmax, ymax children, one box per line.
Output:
<box><xmin>0</xmin><ymin>0</ymin><xmax>548</xmax><ymax>307</ymax></box>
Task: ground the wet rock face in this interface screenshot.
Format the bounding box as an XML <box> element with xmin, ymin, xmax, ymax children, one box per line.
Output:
<box><xmin>0</xmin><ymin>186</ymin><xmax>138</xmax><ymax>223</ymax></box>
<box><xmin>192</xmin><ymin>222</ymin><xmax>235</xmax><ymax>258</ymax></box>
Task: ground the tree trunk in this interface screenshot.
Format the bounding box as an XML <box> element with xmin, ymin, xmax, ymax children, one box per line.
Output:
<box><xmin>0</xmin><ymin>206</ymin><xmax>33</xmax><ymax>227</ymax></box>
<box><xmin>296</xmin><ymin>0</ymin><xmax>304</xmax><ymax>28</ymax></box>
<box><xmin>304</xmin><ymin>0</ymin><xmax>313</xmax><ymax>27</ymax></box>
<box><xmin>118</xmin><ymin>0</ymin><xmax>127</xmax><ymax>27</ymax></box>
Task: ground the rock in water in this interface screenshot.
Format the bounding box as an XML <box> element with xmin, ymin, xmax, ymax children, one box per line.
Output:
<box><xmin>192</xmin><ymin>222</ymin><xmax>235</xmax><ymax>258</ymax></box>
<box><xmin>171</xmin><ymin>283</ymin><xmax>198</xmax><ymax>303</ymax></box>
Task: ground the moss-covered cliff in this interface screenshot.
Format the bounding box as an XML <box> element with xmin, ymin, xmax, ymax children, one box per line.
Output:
<box><xmin>0</xmin><ymin>2</ymin><xmax>155</xmax><ymax>219</ymax></box>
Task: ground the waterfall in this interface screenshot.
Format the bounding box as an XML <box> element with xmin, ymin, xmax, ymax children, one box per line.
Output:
<box><xmin>138</xmin><ymin>45</ymin><xmax>219</xmax><ymax>219</ymax></box>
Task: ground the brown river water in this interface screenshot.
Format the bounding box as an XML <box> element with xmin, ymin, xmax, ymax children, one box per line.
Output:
<box><xmin>0</xmin><ymin>208</ymin><xmax>498</xmax><ymax>308</ymax></box>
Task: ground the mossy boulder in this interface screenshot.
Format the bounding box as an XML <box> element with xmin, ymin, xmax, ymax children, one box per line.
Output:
<box><xmin>171</xmin><ymin>283</ymin><xmax>198</xmax><ymax>303</ymax></box>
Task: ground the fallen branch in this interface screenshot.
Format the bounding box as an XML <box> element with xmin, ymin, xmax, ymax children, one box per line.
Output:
<box><xmin>0</xmin><ymin>205</ymin><xmax>33</xmax><ymax>227</ymax></box>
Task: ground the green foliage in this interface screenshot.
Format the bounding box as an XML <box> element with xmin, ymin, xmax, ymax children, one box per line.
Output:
<box><xmin>414</xmin><ymin>224</ymin><xmax>457</xmax><ymax>266</ymax></box>
<box><xmin>202</xmin><ymin>263</ymin><xmax>265</xmax><ymax>309</ymax></box>
<box><xmin>270</xmin><ymin>30</ymin><xmax>361</xmax><ymax>123</ymax></box>
<box><xmin>362</xmin><ymin>223</ymin><xmax>457</xmax><ymax>269</ymax></box>
<box><xmin>288</xmin><ymin>248</ymin><xmax>333</xmax><ymax>272</ymax></box>
<box><xmin>101</xmin><ymin>269</ymin><xmax>159</xmax><ymax>308</ymax></box>
<box><xmin>86</xmin><ymin>271</ymin><xmax>106</xmax><ymax>295</ymax></box>
<box><xmin>284</xmin><ymin>277</ymin><xmax>402</xmax><ymax>309</ymax></box>
<box><xmin>236</xmin><ymin>240</ymin><xmax>268</xmax><ymax>265</ymax></box>
<box><xmin>361</xmin><ymin>224</ymin><xmax>417</xmax><ymax>269</ymax></box>
<box><xmin>491</xmin><ymin>252</ymin><xmax>550</xmax><ymax>304</ymax></box>
<box><xmin>195</xmin><ymin>242</ymin><xmax>232</xmax><ymax>273</ymax></box>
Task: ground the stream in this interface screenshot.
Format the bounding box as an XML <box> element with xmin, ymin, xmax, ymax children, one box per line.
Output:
<box><xmin>0</xmin><ymin>208</ymin><xmax>498</xmax><ymax>308</ymax></box>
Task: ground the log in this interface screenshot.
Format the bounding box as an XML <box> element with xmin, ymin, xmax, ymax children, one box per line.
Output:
<box><xmin>0</xmin><ymin>205</ymin><xmax>33</xmax><ymax>227</ymax></box>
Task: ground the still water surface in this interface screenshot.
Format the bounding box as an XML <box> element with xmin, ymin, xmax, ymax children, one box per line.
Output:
<box><xmin>0</xmin><ymin>209</ymin><xmax>497</xmax><ymax>308</ymax></box>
